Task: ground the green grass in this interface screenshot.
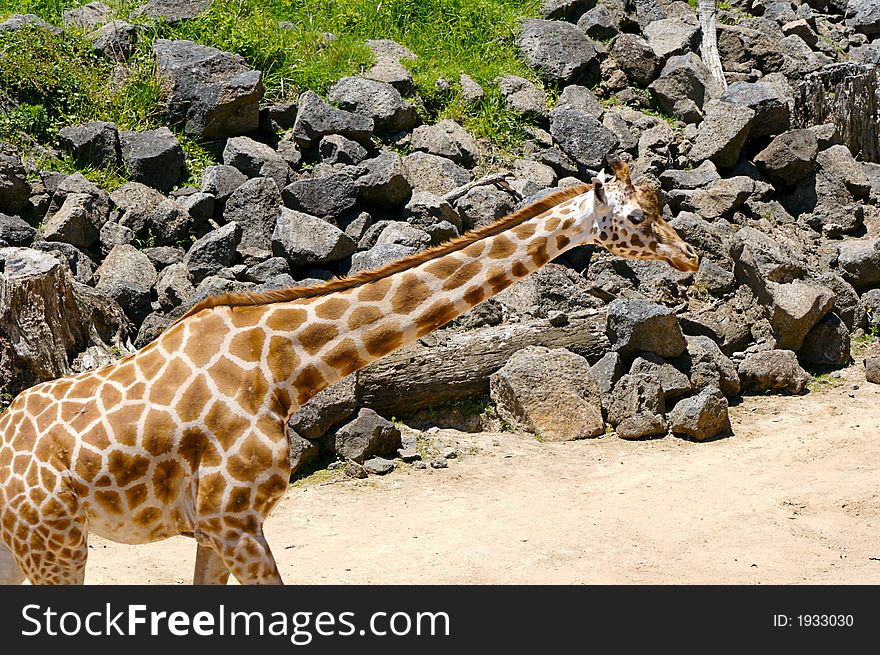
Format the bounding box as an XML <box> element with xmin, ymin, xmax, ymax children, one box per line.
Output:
<box><xmin>0</xmin><ymin>0</ymin><xmax>545</xmax><ymax>186</ymax></box>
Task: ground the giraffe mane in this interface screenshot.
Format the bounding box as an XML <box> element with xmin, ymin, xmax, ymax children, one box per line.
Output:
<box><xmin>175</xmin><ymin>182</ymin><xmax>594</xmax><ymax>322</ymax></box>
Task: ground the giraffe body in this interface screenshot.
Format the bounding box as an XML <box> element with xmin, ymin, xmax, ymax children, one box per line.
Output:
<box><xmin>0</xmin><ymin>160</ymin><xmax>698</xmax><ymax>584</ymax></box>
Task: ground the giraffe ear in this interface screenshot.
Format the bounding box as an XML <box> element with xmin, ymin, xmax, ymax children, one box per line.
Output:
<box><xmin>591</xmin><ymin>177</ymin><xmax>605</xmax><ymax>203</ymax></box>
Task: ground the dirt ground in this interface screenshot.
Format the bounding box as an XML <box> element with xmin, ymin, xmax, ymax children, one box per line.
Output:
<box><xmin>83</xmin><ymin>358</ymin><xmax>880</xmax><ymax>585</ymax></box>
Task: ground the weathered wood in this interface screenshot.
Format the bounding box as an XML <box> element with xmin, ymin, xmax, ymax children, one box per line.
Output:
<box><xmin>699</xmin><ymin>0</ymin><xmax>728</xmax><ymax>91</ymax></box>
<box><xmin>794</xmin><ymin>62</ymin><xmax>880</xmax><ymax>163</ymax></box>
<box><xmin>355</xmin><ymin>309</ymin><xmax>610</xmax><ymax>415</ymax></box>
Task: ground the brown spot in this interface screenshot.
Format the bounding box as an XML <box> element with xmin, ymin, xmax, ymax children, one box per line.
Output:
<box><xmin>315</xmin><ymin>297</ymin><xmax>350</xmax><ymax>320</ymax></box>
<box><xmin>229</xmin><ymin>329</ymin><xmax>266</xmax><ymax>362</ymax></box>
<box><xmin>223</xmin><ymin>514</ymin><xmax>258</xmax><ymax>534</ymax></box>
<box><xmin>544</xmin><ymin>216</ymin><xmax>561</xmax><ymax>232</ymax></box>
<box><xmin>391</xmin><ymin>274</ymin><xmax>432</xmax><ymax>315</ymax></box>
<box><xmin>0</xmin><ymin>446</ymin><xmax>12</xmax><ymax>468</ymax></box>
<box><xmin>225</xmin><ymin>486</ymin><xmax>251</xmax><ymax>513</ymax></box>
<box><xmin>237</xmin><ymin>369</ymin><xmax>271</xmax><ymax>415</ymax></box>
<box><xmin>325</xmin><ymin>339</ymin><xmax>366</xmax><ymax>376</ymax></box>
<box><xmin>599</xmin><ymin>231</ymin><xmax>608</xmax><ymax>241</ymax></box>
<box><xmin>256</xmin><ymin>414</ymin><xmax>284</xmax><ymax>440</ymax></box>
<box><xmin>229</xmin><ymin>306</ymin><xmax>268</xmax><ymax>330</ymax></box>
<box><xmin>556</xmin><ymin>235</ymin><xmax>571</xmax><ymax>250</ymax></box>
<box><xmin>297</xmin><ymin>323</ymin><xmax>338</xmax><ymax>356</ymax></box>
<box><xmin>486</xmin><ymin>266</ymin><xmax>509</xmax><ymax>294</ymax></box>
<box><xmin>95</xmin><ymin>474</ymin><xmax>113</xmax><ymax>487</ymax></box>
<box><xmin>363</xmin><ymin>323</ymin><xmax>404</xmax><ymax>358</ymax></box>
<box><xmin>488</xmin><ymin>235</ymin><xmax>516</xmax><ymax>260</ymax></box>
<box><xmin>106</xmin><ymin>404</ymin><xmax>145</xmax><ymax>446</ymax></box>
<box><xmin>204</xmin><ymin>402</ymin><xmax>250</xmax><ymax>450</ymax></box>
<box><xmin>94</xmin><ymin>490</ymin><xmax>124</xmax><ymax>515</ymax></box>
<box><xmin>348</xmin><ymin>306</ymin><xmax>384</xmax><ymax>330</ymax></box>
<box><xmin>209</xmin><ymin>356</ymin><xmax>249</xmax><ymax>398</ymax></box>
<box><xmin>29</xmin><ymin>487</ymin><xmax>48</xmax><ymax>505</ymax></box>
<box><xmin>152</xmin><ymin>459</ymin><xmax>184</xmax><ymax>505</ymax></box>
<box><xmin>528</xmin><ymin>238</ymin><xmax>550</xmax><ymax>267</ymax></box>
<box><xmin>137</xmin><ymin>347</ymin><xmax>166</xmax><ymax>381</ymax></box>
<box><xmin>560</xmin><ymin>217</ymin><xmax>575</xmax><ymax>231</ymax></box>
<box><xmin>264</xmin><ymin>307</ymin><xmax>308</xmax><ymax>332</ymax></box>
<box><xmin>134</xmin><ymin>506</ymin><xmax>162</xmax><ymax>526</ymax></box>
<box><xmin>293</xmin><ymin>365</ymin><xmax>329</xmax><ymax>405</ymax></box>
<box><xmin>414</xmin><ymin>300</ymin><xmax>458</xmax><ymax>336</ymax></box>
<box><xmin>511</xmin><ymin>261</ymin><xmax>529</xmax><ymax>278</ymax></box>
<box><xmin>201</xmin><ymin>439</ymin><xmax>223</xmax><ymax>467</ymax></box>
<box><xmin>228</xmin><ymin>435</ymin><xmax>274</xmax><ymax>482</ymax></box>
<box><xmin>125</xmin><ymin>483</ymin><xmax>149</xmax><ymax>510</ymax></box>
<box><xmin>197</xmin><ymin>472</ymin><xmax>226</xmax><ymax>515</ymax></box>
<box><xmin>463</xmin><ymin>285</ymin><xmax>486</xmax><ymax>306</ymax></box>
<box><xmin>630</xmin><ymin>234</ymin><xmax>644</xmax><ymax>248</ymax></box>
<box><xmin>12</xmin><ymin>453</ymin><xmax>29</xmax><ymax>475</ymax></box>
<box><xmin>142</xmin><ymin>409</ymin><xmax>177</xmax><ymax>456</ymax></box>
<box><xmin>512</xmin><ymin>222</ymin><xmax>537</xmax><ymax>240</ymax></box>
<box><xmin>177</xmin><ymin>427</ymin><xmax>207</xmax><ymax>470</ymax></box>
<box><xmin>67</xmin><ymin>378</ymin><xmax>100</xmax><ymax>400</ymax></box>
<box><xmin>462</xmin><ymin>241</ymin><xmax>486</xmax><ymax>258</ymax></box>
<box><xmin>424</xmin><ymin>257</ymin><xmax>462</xmax><ymax>280</ymax></box>
<box><xmin>107</xmin><ymin>450</ymin><xmax>150</xmax><ymax>487</ymax></box>
<box><xmin>266</xmin><ymin>336</ymin><xmax>299</xmax><ymax>380</ymax></box>
<box><xmin>358</xmin><ymin>277</ymin><xmax>392</xmax><ymax>302</ymax></box>
<box><xmin>161</xmin><ymin>322</ymin><xmax>185</xmax><ymax>352</ymax></box>
<box><xmin>255</xmin><ymin>474</ymin><xmax>288</xmax><ymax>513</ymax></box>
<box><xmin>442</xmin><ymin>260</ymin><xmax>481</xmax><ymax>291</ymax></box>
<box><xmin>175</xmin><ymin>374</ymin><xmax>212</xmax><ymax>423</ymax></box>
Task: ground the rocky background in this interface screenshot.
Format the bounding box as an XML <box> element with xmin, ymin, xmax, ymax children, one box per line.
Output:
<box><xmin>1</xmin><ymin>0</ymin><xmax>879</xmax><ymax>478</ymax></box>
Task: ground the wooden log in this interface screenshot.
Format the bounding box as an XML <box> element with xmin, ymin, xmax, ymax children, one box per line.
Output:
<box><xmin>794</xmin><ymin>62</ymin><xmax>880</xmax><ymax>163</ymax></box>
<box><xmin>699</xmin><ymin>0</ymin><xmax>728</xmax><ymax>91</ymax></box>
<box><xmin>355</xmin><ymin>309</ymin><xmax>610</xmax><ymax>416</ymax></box>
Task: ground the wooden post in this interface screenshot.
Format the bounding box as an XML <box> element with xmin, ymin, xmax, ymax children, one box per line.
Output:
<box><xmin>698</xmin><ymin>0</ymin><xmax>728</xmax><ymax>92</ymax></box>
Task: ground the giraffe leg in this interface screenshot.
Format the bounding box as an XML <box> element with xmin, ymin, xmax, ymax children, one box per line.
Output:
<box><xmin>193</xmin><ymin>543</ymin><xmax>231</xmax><ymax>585</ymax></box>
<box><xmin>200</xmin><ymin>520</ymin><xmax>283</xmax><ymax>585</ymax></box>
<box><xmin>0</xmin><ymin>541</ymin><xmax>26</xmax><ymax>585</ymax></box>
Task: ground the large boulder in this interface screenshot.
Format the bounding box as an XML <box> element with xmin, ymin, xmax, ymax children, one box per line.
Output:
<box><xmin>282</xmin><ymin>172</ymin><xmax>357</xmax><ymax>219</ymax></box>
<box><xmin>610</xmin><ymin>34</ymin><xmax>661</xmax><ymax>87</ymax></box>
<box><xmin>765</xmin><ymin>280</ymin><xmax>834</xmax><ymax>351</ymax></box>
<box><xmin>223</xmin><ymin>136</ymin><xmax>290</xmax><ymax>190</ymax></box>
<box><xmin>403</xmin><ymin>152</ymin><xmax>471</xmax><ymax>196</ymax></box>
<box><xmin>691</xmin><ymin>100</ymin><xmax>754</xmax><ymax>169</ymax></box>
<box><xmin>518</xmin><ymin>18</ymin><xmax>602</xmax><ymax>84</ymax></box>
<box><xmin>271</xmin><ymin>208</ymin><xmax>356</xmax><ymax>267</ymax></box>
<box><xmin>845</xmin><ymin>0</ymin><xmax>880</xmax><ymax>36</ymax></box>
<box><xmin>668</xmin><ymin>386</ymin><xmax>731</xmax><ymax>441</ymax></box>
<box><xmin>607</xmin><ymin>373</ymin><xmax>667</xmax><ymax>439</ymax></box>
<box><xmin>326</xmin><ymin>408</ymin><xmax>401</xmax><ymax>463</ymax></box>
<box><xmin>674</xmin><ymin>335</ymin><xmax>740</xmax><ymax>397</ymax></box>
<box><xmin>0</xmin><ymin>214</ymin><xmax>35</xmax><ymax>247</ymax></box>
<box><xmin>799</xmin><ymin>313</ymin><xmax>851</xmax><ymax>367</ymax></box>
<box><xmin>738</xmin><ymin>350</ymin><xmax>810</xmax><ymax>394</ymax></box>
<box><xmin>496</xmin><ymin>75</ymin><xmax>549</xmax><ymax>119</ymax></box>
<box><xmin>490</xmin><ymin>346</ymin><xmax>605</xmax><ymax>441</ymax></box>
<box><xmin>606</xmin><ymin>299</ymin><xmax>686</xmax><ymax>358</ymax></box>
<box><xmin>292</xmin><ymin>91</ymin><xmax>374</xmax><ymax>149</ymax></box>
<box><xmin>154</xmin><ymin>39</ymin><xmax>262</xmax><ymax>139</ymax></box>
<box><xmin>754</xmin><ymin>129</ymin><xmax>818</xmax><ymax>186</ymax></box>
<box><xmin>355</xmin><ymin>152</ymin><xmax>413</xmax><ymax>210</ymax></box>
<box><xmin>0</xmin><ymin>147</ymin><xmax>30</xmax><ymax>214</ymax></box>
<box><xmin>410</xmin><ymin>120</ymin><xmax>480</xmax><ymax>168</ymax></box>
<box><xmin>837</xmin><ymin>239</ymin><xmax>880</xmax><ymax>289</ymax></box>
<box><xmin>550</xmin><ymin>109</ymin><xmax>619</xmax><ymax>171</ymax></box>
<box><xmin>131</xmin><ymin>0</ymin><xmax>213</xmax><ymax>22</ymax></box>
<box><xmin>328</xmin><ymin>76</ymin><xmax>418</xmax><ymax>133</ymax></box>
<box><xmin>41</xmin><ymin>193</ymin><xmax>102</xmax><ymax>249</ymax></box>
<box><xmin>223</xmin><ymin>177</ymin><xmax>282</xmax><ymax>262</ymax></box>
<box><xmin>649</xmin><ymin>53</ymin><xmax>723</xmax><ymax>123</ymax></box>
<box><xmin>184</xmin><ymin>221</ymin><xmax>241</xmax><ymax>283</ymax></box>
<box><xmin>288</xmin><ymin>375</ymin><xmax>358</xmax><ymax>440</ymax></box>
<box><xmin>91</xmin><ymin>20</ymin><xmax>138</xmax><ymax>62</ymax></box>
<box><xmin>58</xmin><ymin>121</ymin><xmax>119</xmax><ymax>169</ymax></box>
<box><xmin>119</xmin><ymin>127</ymin><xmax>185</xmax><ymax>191</ymax></box>
<box><xmin>720</xmin><ymin>80</ymin><xmax>791</xmax><ymax>138</ymax></box>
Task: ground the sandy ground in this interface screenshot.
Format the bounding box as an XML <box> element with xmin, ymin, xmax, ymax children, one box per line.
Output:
<box><xmin>83</xmin><ymin>360</ymin><xmax>880</xmax><ymax>585</ymax></box>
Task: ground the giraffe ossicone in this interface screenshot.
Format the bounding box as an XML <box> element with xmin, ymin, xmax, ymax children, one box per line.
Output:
<box><xmin>0</xmin><ymin>158</ymin><xmax>698</xmax><ymax>585</ymax></box>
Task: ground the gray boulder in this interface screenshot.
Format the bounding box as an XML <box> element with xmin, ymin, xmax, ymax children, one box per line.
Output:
<box><xmin>91</xmin><ymin>20</ymin><xmax>138</xmax><ymax>62</ymax></box>
<box><xmin>288</xmin><ymin>375</ymin><xmax>357</xmax><ymax>440</ymax></box>
<box><xmin>178</xmin><ymin>192</ymin><xmax>214</xmax><ymax>225</ymax></box>
<box><xmin>720</xmin><ymin>80</ymin><xmax>791</xmax><ymax>138</ymax></box>
<box><xmin>119</xmin><ymin>127</ymin><xmax>185</xmax><ymax>191</ymax></box>
<box><xmin>607</xmin><ymin>298</ymin><xmax>687</xmax><ymax>358</ymax></box>
<box><xmin>674</xmin><ymin>335</ymin><xmax>740</xmax><ymax>397</ymax></box>
<box><xmin>41</xmin><ymin>193</ymin><xmax>101</xmax><ymax>248</ymax></box>
<box><xmin>0</xmin><ymin>213</ymin><xmax>35</xmax><ymax>247</ymax></box>
<box><xmin>0</xmin><ymin>14</ymin><xmax>62</xmax><ymax>34</ymax></box>
<box><xmin>730</xmin><ymin>227</ymin><xmax>805</xmax><ymax>291</ymax></box>
<box><xmin>490</xmin><ymin>346</ymin><xmax>605</xmax><ymax>441</ymax></box>
<box><xmin>678</xmin><ymin>176</ymin><xmax>756</xmax><ymax>219</ymax></box>
<box><xmin>837</xmin><ymin>239</ymin><xmax>880</xmax><ymax>289</ymax></box>
<box><xmin>282</xmin><ymin>172</ymin><xmax>357</xmax><ymax>219</ymax></box>
<box><xmin>610</xmin><ymin>34</ymin><xmax>661</xmax><ymax>87</ymax></box>
<box><xmin>403</xmin><ymin>152</ymin><xmax>471</xmax><ymax>196</ymax></box>
<box><xmin>184</xmin><ymin>221</ymin><xmax>241</xmax><ymax>283</ymax></box>
<box><xmin>607</xmin><ymin>373</ymin><xmax>666</xmax><ymax>439</ymax></box>
<box><xmin>660</xmin><ymin>160</ymin><xmax>720</xmax><ymax>191</ymax></box>
<box><xmin>131</xmin><ymin>0</ymin><xmax>213</xmax><ymax>22</ymax></box>
<box><xmin>554</xmin><ymin>85</ymin><xmax>603</xmax><ymax>118</ymax></box>
<box><xmin>691</xmin><ymin>100</ymin><xmax>754</xmax><ymax>168</ymax></box>
<box><xmin>364</xmin><ymin>457</ymin><xmax>396</xmax><ymax>475</ymax></box>
<box><xmin>846</xmin><ymin>0</ymin><xmax>880</xmax><ymax>36</ymax></box>
<box><xmin>272</xmin><ymin>207</ymin><xmax>356</xmax><ymax>267</ymax></box>
<box><xmin>328</xmin><ymin>408</ymin><xmax>401</xmax><ymax>464</ymax></box>
<box><xmin>154</xmin><ymin>38</ymin><xmax>262</xmax><ymax>139</ymax></box>
<box><xmin>629</xmin><ymin>352</ymin><xmax>692</xmax><ymax>399</ymax></box>
<box><xmin>58</xmin><ymin>121</ymin><xmax>119</xmax><ymax>169</ymax></box>
<box><xmin>147</xmin><ymin>199</ymin><xmax>191</xmax><ymax>246</ymax></box>
<box><xmin>355</xmin><ymin>152</ymin><xmax>413</xmax><ymax>210</ymax></box>
<box><xmin>328</xmin><ymin>76</ymin><xmax>418</xmax><ymax>133</ymax></box>
<box><xmin>223</xmin><ymin>136</ymin><xmax>290</xmax><ymax>190</ymax></box>
<box><xmin>200</xmin><ymin>164</ymin><xmax>247</xmax><ymax>202</ymax></box>
<box><xmin>402</xmin><ymin>191</ymin><xmax>463</xmax><ymax>242</ymax></box>
<box><xmin>518</xmin><ymin>18</ymin><xmax>602</xmax><ymax>84</ymax></box>
<box><xmin>586</xmin><ymin>351</ymin><xmax>626</xmax><ymax>414</ymax></box>
<box><xmin>799</xmin><ymin>313</ymin><xmax>850</xmax><ymax>367</ymax></box>
<box><xmin>644</xmin><ymin>16</ymin><xmax>700</xmax><ymax>62</ymax></box>
<box><xmin>578</xmin><ymin>5</ymin><xmax>619</xmax><ymax>41</ymax></box>
<box><xmin>455</xmin><ymin>185</ymin><xmax>517</xmax><ymax>230</ymax></box>
<box><xmin>287</xmin><ymin>433</ymin><xmax>320</xmax><ymax>477</ymax></box>
<box><xmin>223</xmin><ymin>177</ymin><xmax>282</xmax><ymax>262</ymax></box>
<box><xmin>62</xmin><ymin>2</ymin><xmax>112</xmax><ymax>29</ymax></box>
<box><xmin>738</xmin><ymin>350</ymin><xmax>810</xmax><ymax>394</ymax></box>
<box><xmin>0</xmin><ymin>149</ymin><xmax>30</xmax><ymax>214</ymax></box>
<box><xmin>292</xmin><ymin>91</ymin><xmax>374</xmax><ymax>149</ymax></box>
<box><xmin>349</xmin><ymin>244</ymin><xmax>415</xmax><ymax>273</ymax></box>
<box><xmin>649</xmin><ymin>53</ymin><xmax>723</xmax><ymax>123</ymax></box>
<box><xmin>550</xmin><ymin>109</ymin><xmax>619</xmax><ymax>171</ymax></box>
<box><xmin>496</xmin><ymin>75</ymin><xmax>549</xmax><ymax>119</ymax></box>
<box><xmin>459</xmin><ymin>73</ymin><xmax>485</xmax><ymax>104</ymax></box>
<box><xmin>95</xmin><ymin>244</ymin><xmax>157</xmax><ymax>323</ymax></box>
<box><xmin>668</xmin><ymin>386</ymin><xmax>731</xmax><ymax>441</ymax></box>
<box><xmin>111</xmin><ymin>181</ymin><xmax>165</xmax><ymax>234</ymax></box>
<box><xmin>817</xmin><ymin>272</ymin><xmax>861</xmax><ymax>331</ymax></box>
<box><xmin>155</xmin><ymin>262</ymin><xmax>196</xmax><ymax>311</ymax></box>
<box><xmin>318</xmin><ymin>135</ymin><xmax>369</xmax><ymax>166</ymax></box>
<box><xmin>754</xmin><ymin>129</ymin><xmax>818</xmax><ymax>185</ymax></box>
<box><xmin>410</xmin><ymin>120</ymin><xmax>479</xmax><ymax>168</ymax></box>
<box><xmin>765</xmin><ymin>279</ymin><xmax>834</xmax><ymax>351</ymax></box>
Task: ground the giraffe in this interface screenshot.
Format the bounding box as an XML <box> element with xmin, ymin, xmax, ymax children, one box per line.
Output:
<box><xmin>0</xmin><ymin>158</ymin><xmax>698</xmax><ymax>585</ymax></box>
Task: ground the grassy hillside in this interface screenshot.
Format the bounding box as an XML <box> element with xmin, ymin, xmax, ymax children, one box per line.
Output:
<box><xmin>0</xmin><ymin>0</ymin><xmax>543</xmax><ymax>187</ymax></box>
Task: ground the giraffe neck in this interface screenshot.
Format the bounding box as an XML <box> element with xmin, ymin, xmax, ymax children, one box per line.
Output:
<box><xmin>246</xmin><ymin>188</ymin><xmax>601</xmax><ymax>411</ymax></box>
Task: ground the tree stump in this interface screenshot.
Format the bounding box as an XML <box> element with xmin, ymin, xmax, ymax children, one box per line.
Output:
<box><xmin>794</xmin><ymin>62</ymin><xmax>880</xmax><ymax>163</ymax></box>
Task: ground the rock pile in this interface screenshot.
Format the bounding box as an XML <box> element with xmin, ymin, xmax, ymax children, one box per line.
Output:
<box><xmin>2</xmin><ymin>0</ymin><xmax>880</xmax><ymax>470</ymax></box>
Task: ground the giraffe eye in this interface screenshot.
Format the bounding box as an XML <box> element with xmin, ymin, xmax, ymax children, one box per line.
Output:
<box><xmin>629</xmin><ymin>209</ymin><xmax>645</xmax><ymax>224</ymax></box>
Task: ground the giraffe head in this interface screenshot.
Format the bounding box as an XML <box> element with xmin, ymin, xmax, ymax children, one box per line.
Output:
<box><xmin>589</xmin><ymin>157</ymin><xmax>699</xmax><ymax>273</ymax></box>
